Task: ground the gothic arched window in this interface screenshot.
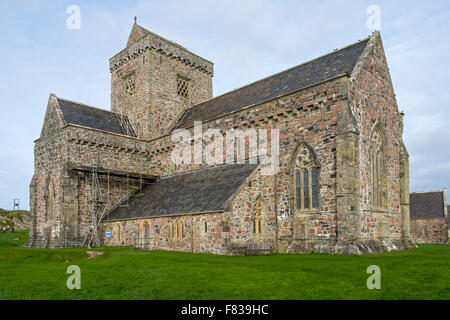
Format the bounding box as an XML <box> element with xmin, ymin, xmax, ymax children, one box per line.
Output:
<box><xmin>292</xmin><ymin>144</ymin><xmax>320</xmax><ymax>211</ymax></box>
<box><xmin>178</xmin><ymin>220</ymin><xmax>184</xmax><ymax>238</ymax></box>
<box><xmin>115</xmin><ymin>224</ymin><xmax>120</xmax><ymax>242</ymax></box>
<box><xmin>174</xmin><ymin>221</ymin><xmax>178</xmax><ymax>239</ymax></box>
<box><xmin>46</xmin><ymin>179</ymin><xmax>55</xmax><ymax>222</ymax></box>
<box><xmin>168</xmin><ymin>222</ymin><xmax>173</xmax><ymax>239</ymax></box>
<box><xmin>253</xmin><ymin>197</ymin><xmax>264</xmax><ymax>235</ymax></box>
<box><xmin>370</xmin><ymin>125</ymin><xmax>387</xmax><ymax>208</ymax></box>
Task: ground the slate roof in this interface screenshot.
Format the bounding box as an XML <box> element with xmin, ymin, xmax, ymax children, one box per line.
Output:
<box><xmin>57</xmin><ymin>98</ymin><xmax>136</xmax><ymax>137</ymax></box>
<box><xmin>410</xmin><ymin>191</ymin><xmax>445</xmax><ymax>219</ymax></box>
<box><xmin>175</xmin><ymin>37</ymin><xmax>370</xmax><ymax>129</ymax></box>
<box><xmin>106</xmin><ymin>164</ymin><xmax>257</xmax><ymax>220</ymax></box>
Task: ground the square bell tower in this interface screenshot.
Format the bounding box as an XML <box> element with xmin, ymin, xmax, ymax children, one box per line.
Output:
<box><xmin>109</xmin><ymin>18</ymin><xmax>214</xmax><ymax>140</ymax></box>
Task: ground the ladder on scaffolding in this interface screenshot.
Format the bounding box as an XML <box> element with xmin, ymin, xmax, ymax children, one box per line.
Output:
<box><xmin>116</xmin><ymin>105</ymin><xmax>133</xmax><ymax>137</ymax></box>
<box><xmin>82</xmin><ymin>165</ymin><xmax>110</xmax><ymax>248</ymax></box>
<box><xmin>81</xmin><ymin>167</ymin><xmax>146</xmax><ymax>247</ymax></box>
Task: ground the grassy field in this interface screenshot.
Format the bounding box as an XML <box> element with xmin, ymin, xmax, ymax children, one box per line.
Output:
<box><xmin>0</xmin><ymin>230</ymin><xmax>448</xmax><ymax>300</ymax></box>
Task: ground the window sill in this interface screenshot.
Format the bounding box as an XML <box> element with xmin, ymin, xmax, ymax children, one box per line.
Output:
<box><xmin>371</xmin><ymin>206</ymin><xmax>389</xmax><ymax>213</ymax></box>
<box><xmin>294</xmin><ymin>209</ymin><xmax>320</xmax><ymax>215</ymax></box>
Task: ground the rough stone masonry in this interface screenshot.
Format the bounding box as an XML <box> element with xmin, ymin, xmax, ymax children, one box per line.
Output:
<box><xmin>26</xmin><ymin>20</ymin><xmax>415</xmax><ymax>254</ymax></box>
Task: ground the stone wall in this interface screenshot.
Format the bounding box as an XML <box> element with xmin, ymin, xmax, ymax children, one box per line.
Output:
<box><xmin>144</xmin><ymin>77</ymin><xmax>348</xmax><ymax>253</ymax></box>
<box><xmin>410</xmin><ymin>218</ymin><xmax>448</xmax><ymax>243</ymax></box>
<box><xmin>99</xmin><ymin>212</ymin><xmax>228</xmax><ymax>255</ymax></box>
<box><xmin>28</xmin><ymin>95</ymin><xmax>68</xmax><ymax>246</ymax></box>
<box><xmin>28</xmin><ymin>96</ymin><xmax>154</xmax><ymax>247</ymax></box>
<box><xmin>62</xmin><ymin>125</ymin><xmax>151</xmax><ymax>243</ymax></box>
<box><xmin>102</xmin><ymin>76</ymin><xmax>351</xmax><ymax>254</ymax></box>
<box><xmin>348</xmin><ymin>33</ymin><xmax>413</xmax><ymax>249</ymax></box>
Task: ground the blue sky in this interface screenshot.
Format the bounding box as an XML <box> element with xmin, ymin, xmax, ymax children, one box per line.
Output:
<box><xmin>0</xmin><ymin>0</ymin><xmax>449</xmax><ymax>210</ymax></box>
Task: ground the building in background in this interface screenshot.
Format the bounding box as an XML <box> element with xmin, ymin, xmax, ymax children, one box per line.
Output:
<box><xmin>410</xmin><ymin>190</ymin><xmax>448</xmax><ymax>243</ymax></box>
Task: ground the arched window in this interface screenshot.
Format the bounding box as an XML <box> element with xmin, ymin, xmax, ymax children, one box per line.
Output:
<box><xmin>174</xmin><ymin>221</ymin><xmax>178</xmax><ymax>239</ymax></box>
<box><xmin>169</xmin><ymin>220</ymin><xmax>185</xmax><ymax>239</ymax></box>
<box><xmin>46</xmin><ymin>180</ymin><xmax>55</xmax><ymax>221</ymax></box>
<box><xmin>178</xmin><ymin>220</ymin><xmax>184</xmax><ymax>238</ymax></box>
<box><xmin>48</xmin><ymin>189</ymin><xmax>54</xmax><ymax>221</ymax></box>
<box><xmin>115</xmin><ymin>224</ymin><xmax>120</xmax><ymax>242</ymax></box>
<box><xmin>370</xmin><ymin>125</ymin><xmax>386</xmax><ymax>208</ymax></box>
<box><xmin>292</xmin><ymin>143</ymin><xmax>320</xmax><ymax>210</ymax></box>
<box><xmin>253</xmin><ymin>197</ymin><xmax>264</xmax><ymax>235</ymax></box>
<box><xmin>168</xmin><ymin>222</ymin><xmax>173</xmax><ymax>239</ymax></box>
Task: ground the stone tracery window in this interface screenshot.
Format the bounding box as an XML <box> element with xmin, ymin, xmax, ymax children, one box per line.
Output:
<box><xmin>370</xmin><ymin>126</ymin><xmax>386</xmax><ymax>208</ymax></box>
<box><xmin>175</xmin><ymin>221</ymin><xmax>179</xmax><ymax>239</ymax></box>
<box><xmin>168</xmin><ymin>220</ymin><xmax>185</xmax><ymax>240</ymax></box>
<box><xmin>124</xmin><ymin>73</ymin><xmax>136</xmax><ymax>96</ymax></box>
<box><xmin>177</xmin><ymin>76</ymin><xmax>189</xmax><ymax>98</ymax></box>
<box><xmin>293</xmin><ymin>144</ymin><xmax>320</xmax><ymax>211</ymax></box>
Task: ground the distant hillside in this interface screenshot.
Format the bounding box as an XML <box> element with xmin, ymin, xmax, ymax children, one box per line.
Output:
<box><xmin>0</xmin><ymin>209</ymin><xmax>31</xmax><ymax>230</ymax></box>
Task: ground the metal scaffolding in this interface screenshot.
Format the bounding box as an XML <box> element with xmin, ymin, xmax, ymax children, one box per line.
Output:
<box><xmin>71</xmin><ymin>164</ymin><xmax>158</xmax><ymax>248</ymax></box>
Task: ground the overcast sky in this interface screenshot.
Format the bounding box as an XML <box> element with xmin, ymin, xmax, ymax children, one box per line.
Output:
<box><xmin>0</xmin><ymin>0</ymin><xmax>449</xmax><ymax>210</ymax></box>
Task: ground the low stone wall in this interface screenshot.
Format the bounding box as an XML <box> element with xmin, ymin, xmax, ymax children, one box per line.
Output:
<box><xmin>99</xmin><ymin>212</ymin><xmax>229</xmax><ymax>255</ymax></box>
<box><xmin>410</xmin><ymin>218</ymin><xmax>448</xmax><ymax>243</ymax></box>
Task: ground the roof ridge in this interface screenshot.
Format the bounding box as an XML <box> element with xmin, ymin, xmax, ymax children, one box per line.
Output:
<box><xmin>160</xmin><ymin>163</ymin><xmax>257</xmax><ymax>180</ymax></box>
<box><xmin>187</xmin><ymin>34</ymin><xmax>372</xmax><ymax>111</ymax></box>
<box><xmin>135</xmin><ymin>23</ymin><xmax>151</xmax><ymax>34</ymax></box>
<box><xmin>125</xmin><ymin>23</ymin><xmax>151</xmax><ymax>48</ymax></box>
<box><xmin>121</xmin><ymin>23</ymin><xmax>214</xmax><ymax>65</ymax></box>
<box><xmin>56</xmin><ymin>96</ymin><xmax>115</xmax><ymax>114</ymax></box>
<box><xmin>57</xmin><ymin>96</ymin><xmax>137</xmax><ymax>137</ymax></box>
<box><xmin>410</xmin><ymin>190</ymin><xmax>445</xmax><ymax>194</ymax></box>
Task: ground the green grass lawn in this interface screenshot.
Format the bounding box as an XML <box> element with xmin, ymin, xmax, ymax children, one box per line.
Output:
<box><xmin>0</xmin><ymin>230</ymin><xmax>448</xmax><ymax>300</ymax></box>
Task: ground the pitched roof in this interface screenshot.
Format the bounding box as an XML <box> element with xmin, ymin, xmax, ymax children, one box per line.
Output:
<box><xmin>175</xmin><ymin>37</ymin><xmax>371</xmax><ymax>129</ymax></box>
<box><xmin>410</xmin><ymin>191</ymin><xmax>445</xmax><ymax>219</ymax></box>
<box><xmin>57</xmin><ymin>98</ymin><xmax>136</xmax><ymax>137</ymax></box>
<box><xmin>106</xmin><ymin>164</ymin><xmax>257</xmax><ymax>220</ymax></box>
<box><xmin>126</xmin><ymin>22</ymin><xmax>151</xmax><ymax>47</ymax></box>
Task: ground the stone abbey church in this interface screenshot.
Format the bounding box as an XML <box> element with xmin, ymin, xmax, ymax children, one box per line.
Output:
<box><xmin>27</xmin><ymin>21</ymin><xmax>415</xmax><ymax>254</ymax></box>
